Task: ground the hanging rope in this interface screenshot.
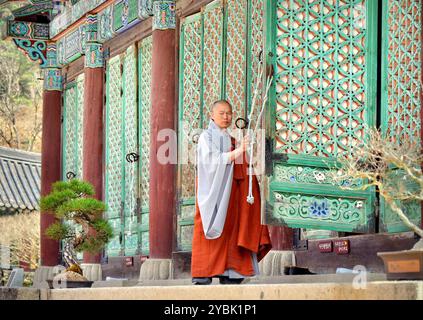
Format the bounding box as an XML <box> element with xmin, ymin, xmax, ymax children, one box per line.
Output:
<box><xmin>246</xmin><ymin>74</ymin><xmax>273</xmax><ymax>204</ymax></box>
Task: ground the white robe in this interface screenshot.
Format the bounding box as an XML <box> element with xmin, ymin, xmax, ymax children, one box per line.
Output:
<box><xmin>196</xmin><ymin>120</ymin><xmax>234</xmax><ymax>239</ymax></box>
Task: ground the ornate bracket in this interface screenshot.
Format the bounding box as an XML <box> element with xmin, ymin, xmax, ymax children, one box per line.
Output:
<box><xmin>84</xmin><ymin>14</ymin><xmax>104</xmax><ymax>69</ymax></box>
<box><xmin>152</xmin><ymin>0</ymin><xmax>176</xmax><ymax>30</ymax></box>
<box><xmin>7</xmin><ymin>21</ymin><xmax>49</xmax><ymax>40</ymax></box>
<box><xmin>13</xmin><ymin>38</ymin><xmax>47</xmax><ymax>67</ymax></box>
<box><xmin>43</xmin><ymin>43</ymin><xmax>63</xmax><ymax>91</ymax></box>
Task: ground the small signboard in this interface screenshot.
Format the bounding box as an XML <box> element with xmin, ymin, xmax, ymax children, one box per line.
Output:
<box><xmin>334</xmin><ymin>240</ymin><xmax>350</xmax><ymax>254</ymax></box>
<box><xmin>318</xmin><ymin>240</ymin><xmax>333</xmax><ymax>253</ymax></box>
<box><xmin>387</xmin><ymin>260</ymin><xmax>420</xmax><ymax>273</ymax></box>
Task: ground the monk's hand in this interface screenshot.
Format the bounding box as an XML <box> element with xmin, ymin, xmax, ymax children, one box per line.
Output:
<box><xmin>241</xmin><ymin>134</ymin><xmax>250</xmax><ymax>152</ymax></box>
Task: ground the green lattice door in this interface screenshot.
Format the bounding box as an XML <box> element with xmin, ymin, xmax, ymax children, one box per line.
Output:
<box><xmin>177</xmin><ymin>0</ymin><xmax>266</xmax><ymax>251</ymax></box>
<box><xmin>138</xmin><ymin>36</ymin><xmax>153</xmax><ymax>255</ymax></box>
<box><xmin>62</xmin><ymin>74</ymin><xmax>85</xmax><ymax>180</ymax></box>
<box><xmin>263</xmin><ymin>0</ymin><xmax>378</xmax><ymax>233</ymax></box>
<box><xmin>379</xmin><ymin>0</ymin><xmax>422</xmax><ymax>232</ymax></box>
<box><xmin>105</xmin><ymin>46</ymin><xmax>139</xmax><ymax>257</ymax></box>
<box><xmin>62</xmin><ymin>73</ymin><xmax>85</xmax><ymax>260</ymax></box>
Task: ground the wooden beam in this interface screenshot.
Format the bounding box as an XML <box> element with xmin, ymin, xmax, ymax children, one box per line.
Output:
<box><xmin>103</xmin><ymin>18</ymin><xmax>152</xmax><ymax>59</ymax></box>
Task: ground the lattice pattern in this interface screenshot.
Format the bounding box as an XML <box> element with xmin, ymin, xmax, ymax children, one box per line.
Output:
<box><xmin>225</xmin><ymin>0</ymin><xmax>247</xmax><ymax>126</ymax></box>
<box><xmin>63</xmin><ymin>85</ymin><xmax>77</xmax><ymax>179</ymax></box>
<box><xmin>139</xmin><ymin>36</ymin><xmax>152</xmax><ymax>209</ymax></box>
<box><xmin>75</xmin><ymin>74</ymin><xmax>84</xmax><ymax>178</ymax></box>
<box><xmin>105</xmin><ymin>56</ymin><xmax>123</xmax><ymax>220</ymax></box>
<box><xmin>274</xmin><ymin>0</ymin><xmax>368</xmax><ymax>157</ymax></box>
<box><xmin>181</xmin><ymin>16</ymin><xmax>203</xmax><ymax>199</ymax></box>
<box><xmin>248</xmin><ymin>0</ymin><xmax>264</xmax><ymax>130</ymax></box>
<box><xmin>123</xmin><ymin>45</ymin><xmax>138</xmax><ymax>219</ymax></box>
<box><xmin>106</xmin><ymin>218</ymin><xmax>122</xmax><ymax>256</ymax></box>
<box><xmin>385</xmin><ymin>0</ymin><xmax>421</xmax><ymax>145</ymax></box>
<box><xmin>203</xmin><ymin>2</ymin><xmax>223</xmax><ymax>128</ymax></box>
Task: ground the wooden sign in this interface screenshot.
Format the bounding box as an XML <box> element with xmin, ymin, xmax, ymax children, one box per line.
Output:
<box><xmin>318</xmin><ymin>240</ymin><xmax>333</xmax><ymax>253</ymax></box>
<box><xmin>334</xmin><ymin>240</ymin><xmax>350</xmax><ymax>254</ymax></box>
<box><xmin>387</xmin><ymin>260</ymin><xmax>420</xmax><ymax>273</ymax></box>
<box><xmin>125</xmin><ymin>256</ymin><xmax>134</xmax><ymax>267</ymax></box>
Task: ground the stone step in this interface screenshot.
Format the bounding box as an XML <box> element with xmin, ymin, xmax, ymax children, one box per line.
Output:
<box><xmin>41</xmin><ymin>280</ymin><xmax>422</xmax><ymax>300</ymax></box>
<box><xmin>91</xmin><ymin>273</ymin><xmax>387</xmax><ymax>287</ymax></box>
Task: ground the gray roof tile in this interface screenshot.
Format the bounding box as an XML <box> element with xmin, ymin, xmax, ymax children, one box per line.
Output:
<box><xmin>0</xmin><ymin>147</ymin><xmax>41</xmax><ymax>213</ymax></box>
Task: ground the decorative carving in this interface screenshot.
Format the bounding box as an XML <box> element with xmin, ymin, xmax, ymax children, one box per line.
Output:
<box><xmin>43</xmin><ymin>68</ymin><xmax>62</xmax><ymax>91</ymax></box>
<box><xmin>139</xmin><ymin>36</ymin><xmax>152</xmax><ymax>210</ymax></box>
<box><xmin>98</xmin><ymin>5</ymin><xmax>114</xmax><ymax>43</ymax></box>
<box><xmin>84</xmin><ymin>15</ymin><xmax>104</xmax><ymax>68</ymax></box>
<box><xmin>50</xmin><ymin>0</ymin><xmax>155</xmax><ymax>68</ymax></box>
<box><xmin>384</xmin><ymin>0</ymin><xmax>421</xmax><ymax>145</ymax></box>
<box><xmin>272</xmin><ymin>192</ymin><xmax>367</xmax><ymax>231</ymax></box>
<box><xmin>85</xmin><ymin>14</ymin><xmax>98</xmax><ymax>43</ymax></box>
<box><xmin>309</xmin><ymin>200</ymin><xmax>330</xmax><ymax>217</ymax></box>
<box><xmin>139</xmin><ymin>0</ymin><xmax>153</xmax><ymax>19</ymax></box>
<box><xmin>273</xmin><ymin>164</ymin><xmax>362</xmax><ymax>188</ymax></box>
<box><xmin>56</xmin><ymin>26</ymin><xmax>84</xmax><ymax>66</ymax></box>
<box><xmin>152</xmin><ymin>0</ymin><xmax>176</xmax><ymax>30</ymax></box>
<box><xmin>45</xmin><ymin>43</ymin><xmax>59</xmax><ymax>68</ymax></box>
<box><xmin>113</xmin><ymin>0</ymin><xmax>139</xmax><ymax>33</ymax></box>
<box><xmin>225</xmin><ymin>0</ymin><xmax>247</xmax><ymax>126</ymax></box>
<box><xmin>85</xmin><ymin>43</ymin><xmax>104</xmax><ymax>68</ymax></box>
<box><xmin>7</xmin><ymin>21</ymin><xmax>49</xmax><ymax>40</ymax></box>
<box><xmin>12</xmin><ymin>2</ymin><xmax>54</xmax><ymax>18</ymax></box>
<box><xmin>273</xmin><ymin>0</ymin><xmax>369</xmax><ymax>158</ymax></box>
<box><xmin>42</xmin><ymin>43</ymin><xmax>62</xmax><ymax>91</ymax></box>
<box><xmin>50</xmin><ymin>0</ymin><xmax>108</xmax><ymax>38</ymax></box>
<box><xmin>13</xmin><ymin>39</ymin><xmax>47</xmax><ymax>67</ymax></box>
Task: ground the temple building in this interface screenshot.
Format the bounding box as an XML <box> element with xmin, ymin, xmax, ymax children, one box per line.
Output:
<box><xmin>1</xmin><ymin>0</ymin><xmax>421</xmax><ymax>280</ymax></box>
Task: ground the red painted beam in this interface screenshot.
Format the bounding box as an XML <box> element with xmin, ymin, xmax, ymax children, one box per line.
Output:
<box><xmin>149</xmin><ymin>29</ymin><xmax>176</xmax><ymax>259</ymax></box>
<box><xmin>82</xmin><ymin>67</ymin><xmax>104</xmax><ymax>264</ymax></box>
<box><xmin>40</xmin><ymin>90</ymin><xmax>61</xmax><ymax>266</ymax></box>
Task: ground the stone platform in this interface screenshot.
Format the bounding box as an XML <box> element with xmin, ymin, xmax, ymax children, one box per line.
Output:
<box><xmin>1</xmin><ymin>275</ymin><xmax>422</xmax><ymax>300</ymax></box>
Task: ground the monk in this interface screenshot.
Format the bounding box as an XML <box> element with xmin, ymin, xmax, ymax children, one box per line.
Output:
<box><xmin>191</xmin><ymin>100</ymin><xmax>272</xmax><ymax>285</ymax></box>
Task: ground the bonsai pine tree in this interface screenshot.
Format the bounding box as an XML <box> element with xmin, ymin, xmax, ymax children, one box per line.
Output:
<box><xmin>332</xmin><ymin>127</ymin><xmax>423</xmax><ymax>239</ymax></box>
<box><xmin>40</xmin><ymin>179</ymin><xmax>113</xmax><ymax>274</ymax></box>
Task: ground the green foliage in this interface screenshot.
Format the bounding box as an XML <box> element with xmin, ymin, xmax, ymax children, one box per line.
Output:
<box><xmin>40</xmin><ymin>179</ymin><xmax>111</xmax><ymax>254</ymax></box>
<box><xmin>57</xmin><ymin>198</ymin><xmax>106</xmax><ymax>221</ymax></box>
<box><xmin>39</xmin><ymin>189</ymin><xmax>77</xmax><ymax>214</ymax></box>
<box><xmin>45</xmin><ymin>222</ymin><xmax>71</xmax><ymax>241</ymax></box>
<box><xmin>52</xmin><ymin>179</ymin><xmax>95</xmax><ymax>196</ymax></box>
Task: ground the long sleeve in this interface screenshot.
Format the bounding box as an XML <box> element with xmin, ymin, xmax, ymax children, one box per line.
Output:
<box><xmin>196</xmin><ymin>130</ymin><xmax>234</xmax><ymax>239</ymax></box>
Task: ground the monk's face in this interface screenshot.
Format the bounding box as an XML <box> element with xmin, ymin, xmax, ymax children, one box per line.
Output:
<box><xmin>211</xmin><ymin>103</ymin><xmax>233</xmax><ymax>129</ymax></box>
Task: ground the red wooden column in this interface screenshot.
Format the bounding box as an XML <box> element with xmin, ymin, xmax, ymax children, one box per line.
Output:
<box><xmin>82</xmin><ymin>16</ymin><xmax>104</xmax><ymax>264</ymax></box>
<box><xmin>149</xmin><ymin>2</ymin><xmax>176</xmax><ymax>260</ymax></box>
<box><xmin>40</xmin><ymin>45</ymin><xmax>62</xmax><ymax>266</ymax></box>
<box><xmin>268</xmin><ymin>226</ymin><xmax>293</xmax><ymax>251</ymax></box>
<box><xmin>40</xmin><ymin>91</ymin><xmax>61</xmax><ymax>266</ymax></box>
<box><xmin>82</xmin><ymin>67</ymin><xmax>104</xmax><ymax>263</ymax></box>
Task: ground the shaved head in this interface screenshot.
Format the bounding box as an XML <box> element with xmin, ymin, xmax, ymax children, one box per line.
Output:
<box><xmin>210</xmin><ymin>100</ymin><xmax>232</xmax><ymax>113</ymax></box>
<box><xmin>210</xmin><ymin>100</ymin><xmax>233</xmax><ymax>129</ymax></box>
